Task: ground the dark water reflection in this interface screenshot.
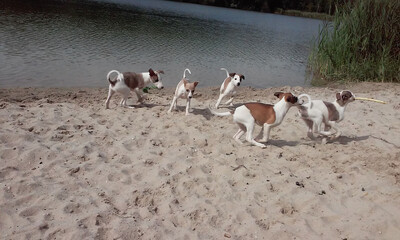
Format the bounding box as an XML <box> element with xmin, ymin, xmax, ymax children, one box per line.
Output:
<box><xmin>0</xmin><ymin>0</ymin><xmax>322</xmax><ymax>88</ymax></box>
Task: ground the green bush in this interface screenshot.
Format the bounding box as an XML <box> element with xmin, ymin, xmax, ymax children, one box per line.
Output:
<box><xmin>308</xmin><ymin>0</ymin><xmax>400</xmax><ymax>84</ymax></box>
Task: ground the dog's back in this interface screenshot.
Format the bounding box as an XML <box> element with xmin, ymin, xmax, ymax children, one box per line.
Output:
<box><xmin>122</xmin><ymin>72</ymin><xmax>145</xmax><ymax>90</ymax></box>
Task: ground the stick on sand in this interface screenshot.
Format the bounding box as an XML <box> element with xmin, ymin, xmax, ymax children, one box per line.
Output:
<box><xmin>355</xmin><ymin>97</ymin><xmax>386</xmax><ymax>104</ymax></box>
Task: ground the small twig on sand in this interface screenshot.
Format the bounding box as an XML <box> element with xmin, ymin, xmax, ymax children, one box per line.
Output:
<box><xmin>232</xmin><ymin>165</ymin><xmax>248</xmax><ymax>171</ymax></box>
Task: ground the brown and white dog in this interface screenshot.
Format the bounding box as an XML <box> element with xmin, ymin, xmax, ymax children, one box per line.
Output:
<box><xmin>105</xmin><ymin>69</ymin><xmax>164</xmax><ymax>109</ymax></box>
<box><xmin>297</xmin><ymin>90</ymin><xmax>355</xmax><ymax>140</ymax></box>
<box><xmin>215</xmin><ymin>68</ymin><xmax>245</xmax><ymax>109</ymax></box>
<box><xmin>168</xmin><ymin>68</ymin><xmax>199</xmax><ymax>115</ymax></box>
<box><xmin>209</xmin><ymin>92</ymin><xmax>301</xmax><ymax>148</ymax></box>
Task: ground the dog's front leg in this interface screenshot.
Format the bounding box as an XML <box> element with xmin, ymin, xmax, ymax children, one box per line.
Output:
<box><xmin>134</xmin><ymin>89</ymin><xmax>143</xmax><ymax>103</ymax></box>
<box><xmin>255</xmin><ymin>125</ymin><xmax>264</xmax><ymax>141</ymax></box>
<box><xmin>328</xmin><ymin>121</ymin><xmax>341</xmax><ymax>139</ymax></box>
<box><xmin>185</xmin><ymin>99</ymin><xmax>191</xmax><ymax>115</ymax></box>
<box><xmin>259</xmin><ymin>124</ymin><xmax>271</xmax><ymax>143</ymax></box>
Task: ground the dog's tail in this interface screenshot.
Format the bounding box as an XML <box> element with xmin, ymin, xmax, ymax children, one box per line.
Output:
<box><xmin>298</xmin><ymin>93</ymin><xmax>313</xmax><ymax>108</ymax></box>
<box><xmin>107</xmin><ymin>70</ymin><xmax>123</xmax><ymax>86</ymax></box>
<box><xmin>208</xmin><ymin>104</ymin><xmax>234</xmax><ymax>117</ymax></box>
<box><xmin>183</xmin><ymin>68</ymin><xmax>191</xmax><ymax>79</ymax></box>
<box><xmin>220</xmin><ymin>68</ymin><xmax>230</xmax><ymax>78</ymax></box>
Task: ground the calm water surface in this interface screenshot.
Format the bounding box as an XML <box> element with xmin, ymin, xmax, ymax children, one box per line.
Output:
<box><xmin>0</xmin><ymin>0</ymin><xmax>322</xmax><ymax>88</ymax></box>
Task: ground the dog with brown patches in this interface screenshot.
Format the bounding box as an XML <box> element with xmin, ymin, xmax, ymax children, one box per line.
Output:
<box><xmin>297</xmin><ymin>90</ymin><xmax>355</xmax><ymax>140</ymax></box>
<box><xmin>215</xmin><ymin>68</ymin><xmax>245</xmax><ymax>109</ymax></box>
<box><xmin>209</xmin><ymin>92</ymin><xmax>301</xmax><ymax>148</ymax></box>
<box><xmin>105</xmin><ymin>69</ymin><xmax>164</xmax><ymax>109</ymax></box>
<box><xmin>168</xmin><ymin>68</ymin><xmax>199</xmax><ymax>115</ymax></box>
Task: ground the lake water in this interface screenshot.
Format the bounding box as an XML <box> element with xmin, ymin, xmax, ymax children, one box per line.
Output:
<box><xmin>0</xmin><ymin>0</ymin><xmax>322</xmax><ymax>88</ymax></box>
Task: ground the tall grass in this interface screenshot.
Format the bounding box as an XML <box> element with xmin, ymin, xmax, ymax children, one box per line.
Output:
<box><xmin>308</xmin><ymin>0</ymin><xmax>400</xmax><ymax>84</ymax></box>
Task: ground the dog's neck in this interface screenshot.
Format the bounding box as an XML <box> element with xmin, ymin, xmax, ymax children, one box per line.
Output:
<box><xmin>141</xmin><ymin>72</ymin><xmax>153</xmax><ymax>85</ymax></box>
<box><xmin>334</xmin><ymin>99</ymin><xmax>349</xmax><ymax>109</ymax></box>
<box><xmin>273</xmin><ymin>98</ymin><xmax>292</xmax><ymax>124</ymax></box>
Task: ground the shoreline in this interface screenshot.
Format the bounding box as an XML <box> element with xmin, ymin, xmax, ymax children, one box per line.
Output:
<box><xmin>1</xmin><ymin>82</ymin><xmax>399</xmax><ymax>239</ymax></box>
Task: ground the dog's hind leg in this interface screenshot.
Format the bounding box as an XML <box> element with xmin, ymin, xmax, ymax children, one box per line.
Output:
<box><xmin>168</xmin><ymin>96</ymin><xmax>178</xmax><ymax>113</ymax></box>
<box><xmin>319</xmin><ymin>120</ymin><xmax>338</xmax><ymax>137</ymax></box>
<box><xmin>105</xmin><ymin>88</ymin><xmax>115</xmax><ymax>109</ymax></box>
<box><xmin>233</xmin><ymin>123</ymin><xmax>246</xmax><ymax>144</ymax></box>
<box><xmin>244</xmin><ymin>121</ymin><xmax>265</xmax><ymax>148</ymax></box>
<box><xmin>224</xmin><ymin>97</ymin><xmax>234</xmax><ymax>106</ymax></box>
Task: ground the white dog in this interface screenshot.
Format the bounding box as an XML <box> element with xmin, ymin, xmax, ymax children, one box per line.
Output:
<box><xmin>297</xmin><ymin>90</ymin><xmax>355</xmax><ymax>139</ymax></box>
<box><xmin>105</xmin><ymin>69</ymin><xmax>164</xmax><ymax>109</ymax></box>
<box><xmin>215</xmin><ymin>68</ymin><xmax>245</xmax><ymax>109</ymax></box>
<box><xmin>168</xmin><ymin>68</ymin><xmax>199</xmax><ymax>115</ymax></box>
<box><xmin>209</xmin><ymin>92</ymin><xmax>301</xmax><ymax>148</ymax></box>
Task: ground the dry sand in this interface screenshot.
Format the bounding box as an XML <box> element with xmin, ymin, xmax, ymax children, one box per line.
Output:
<box><xmin>0</xmin><ymin>82</ymin><xmax>399</xmax><ymax>239</ymax></box>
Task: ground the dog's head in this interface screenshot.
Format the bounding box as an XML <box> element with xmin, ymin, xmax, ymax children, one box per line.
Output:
<box><xmin>183</xmin><ymin>79</ymin><xmax>199</xmax><ymax>99</ymax></box>
<box><xmin>229</xmin><ymin>73</ymin><xmax>245</xmax><ymax>87</ymax></box>
<box><xmin>149</xmin><ymin>69</ymin><xmax>164</xmax><ymax>89</ymax></box>
<box><xmin>274</xmin><ymin>92</ymin><xmax>299</xmax><ymax>105</ymax></box>
<box><xmin>336</xmin><ymin>90</ymin><xmax>355</xmax><ymax>106</ymax></box>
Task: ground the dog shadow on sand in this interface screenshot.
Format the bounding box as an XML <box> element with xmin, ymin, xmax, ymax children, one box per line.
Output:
<box><xmin>336</xmin><ymin>135</ymin><xmax>369</xmax><ymax>144</ymax></box>
<box><xmin>122</xmin><ymin>103</ymin><xmax>169</xmax><ymax>109</ymax></box>
<box><xmin>190</xmin><ymin>108</ymin><xmax>213</xmax><ymax>120</ymax></box>
<box><xmin>265</xmin><ymin>139</ymin><xmax>300</xmax><ymax>147</ymax></box>
<box><xmin>320</xmin><ymin>135</ymin><xmax>370</xmax><ymax>145</ymax></box>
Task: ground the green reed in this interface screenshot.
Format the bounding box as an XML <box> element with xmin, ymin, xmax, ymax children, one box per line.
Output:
<box><xmin>308</xmin><ymin>0</ymin><xmax>399</xmax><ymax>84</ymax></box>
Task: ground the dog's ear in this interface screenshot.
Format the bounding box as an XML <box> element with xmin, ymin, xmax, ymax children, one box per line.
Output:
<box><xmin>274</xmin><ymin>92</ymin><xmax>283</xmax><ymax>98</ymax></box>
<box><xmin>229</xmin><ymin>73</ymin><xmax>236</xmax><ymax>78</ymax></box>
<box><xmin>286</xmin><ymin>96</ymin><xmax>295</xmax><ymax>103</ymax></box>
<box><xmin>156</xmin><ymin>70</ymin><xmax>164</xmax><ymax>74</ymax></box>
<box><xmin>149</xmin><ymin>68</ymin><xmax>156</xmax><ymax>76</ymax></box>
<box><xmin>240</xmin><ymin>75</ymin><xmax>245</xmax><ymax>80</ymax></box>
<box><xmin>336</xmin><ymin>92</ymin><xmax>341</xmax><ymax>101</ymax></box>
<box><xmin>342</xmin><ymin>91</ymin><xmax>352</xmax><ymax>100</ymax></box>
<box><xmin>194</xmin><ymin>81</ymin><xmax>199</xmax><ymax>87</ymax></box>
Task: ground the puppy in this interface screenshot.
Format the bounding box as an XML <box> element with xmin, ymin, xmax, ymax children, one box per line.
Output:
<box><xmin>105</xmin><ymin>69</ymin><xmax>164</xmax><ymax>109</ymax></box>
<box><xmin>168</xmin><ymin>68</ymin><xmax>199</xmax><ymax>115</ymax></box>
<box><xmin>209</xmin><ymin>92</ymin><xmax>300</xmax><ymax>148</ymax></box>
<box><xmin>215</xmin><ymin>68</ymin><xmax>245</xmax><ymax>109</ymax></box>
<box><xmin>297</xmin><ymin>90</ymin><xmax>355</xmax><ymax>139</ymax></box>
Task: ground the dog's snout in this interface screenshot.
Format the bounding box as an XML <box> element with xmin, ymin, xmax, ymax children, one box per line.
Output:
<box><xmin>161</xmin><ymin>86</ymin><xmax>164</xmax><ymax>89</ymax></box>
<box><xmin>237</xmin><ymin>83</ymin><xmax>240</xmax><ymax>86</ymax></box>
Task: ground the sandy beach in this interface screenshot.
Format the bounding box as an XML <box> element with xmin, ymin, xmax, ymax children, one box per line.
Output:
<box><xmin>1</xmin><ymin>82</ymin><xmax>399</xmax><ymax>239</ymax></box>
